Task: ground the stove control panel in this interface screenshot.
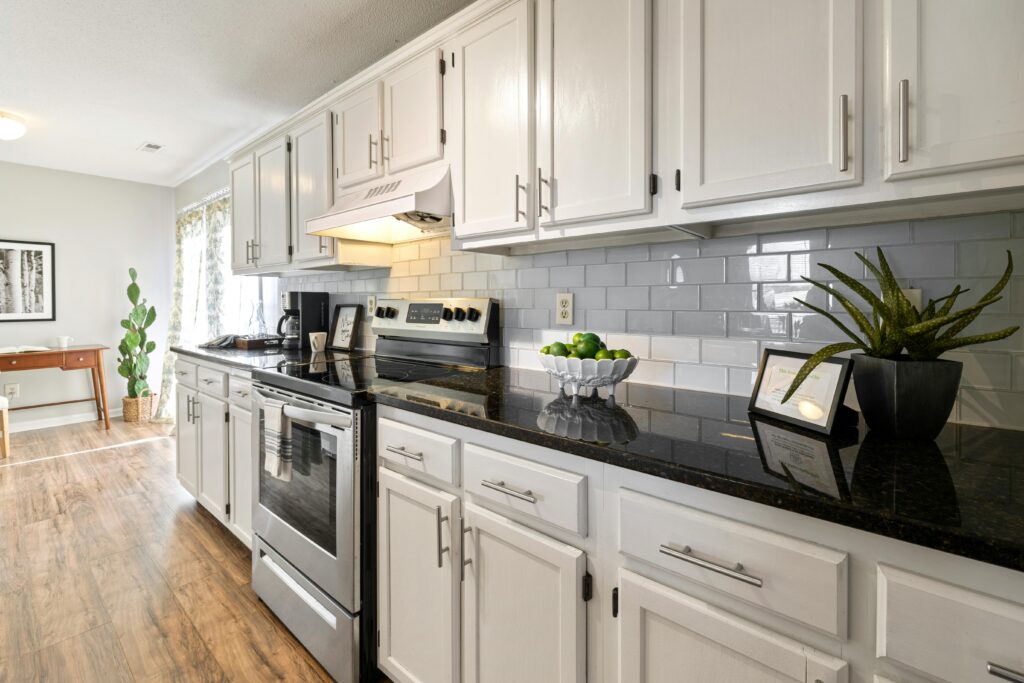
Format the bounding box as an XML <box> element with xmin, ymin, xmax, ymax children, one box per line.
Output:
<box><xmin>371</xmin><ymin>298</ymin><xmax>497</xmax><ymax>344</ymax></box>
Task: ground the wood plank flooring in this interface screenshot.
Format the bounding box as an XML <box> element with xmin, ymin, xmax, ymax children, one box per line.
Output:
<box><xmin>0</xmin><ymin>418</ymin><xmax>335</xmax><ymax>682</ymax></box>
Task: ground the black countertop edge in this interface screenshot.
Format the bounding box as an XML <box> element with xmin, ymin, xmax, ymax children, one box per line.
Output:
<box><xmin>371</xmin><ymin>393</ymin><xmax>1024</xmax><ymax>573</ymax></box>
<box><xmin>170</xmin><ymin>345</ymin><xmax>288</xmax><ymax>371</ymax></box>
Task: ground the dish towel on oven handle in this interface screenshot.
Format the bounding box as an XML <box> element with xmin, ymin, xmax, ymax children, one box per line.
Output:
<box><xmin>262</xmin><ymin>398</ymin><xmax>293</xmax><ymax>482</ymax></box>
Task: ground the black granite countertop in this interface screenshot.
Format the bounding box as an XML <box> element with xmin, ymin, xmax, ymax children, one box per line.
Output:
<box><xmin>171</xmin><ymin>344</ymin><xmax>293</xmax><ymax>371</ymax></box>
<box><xmin>371</xmin><ymin>366</ymin><xmax>1024</xmax><ymax>573</ymax></box>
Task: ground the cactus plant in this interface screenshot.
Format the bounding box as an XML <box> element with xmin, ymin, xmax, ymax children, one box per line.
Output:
<box><xmin>117</xmin><ymin>267</ymin><xmax>157</xmax><ymax>398</ymax></box>
<box><xmin>782</xmin><ymin>247</ymin><xmax>1018</xmax><ymax>403</ymax></box>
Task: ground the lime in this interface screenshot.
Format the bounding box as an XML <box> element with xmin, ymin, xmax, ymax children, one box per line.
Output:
<box><xmin>567</xmin><ymin>352</ymin><xmax>581</xmax><ymax>359</ymax></box>
<box><xmin>539</xmin><ymin>345</ymin><xmax>551</xmax><ymax>355</ymax></box>
<box><xmin>549</xmin><ymin>342</ymin><xmax>568</xmax><ymax>357</ymax></box>
<box><xmin>580</xmin><ymin>332</ymin><xmax>601</xmax><ymax>344</ymax></box>
<box><xmin>612</xmin><ymin>349</ymin><xmax>632</xmax><ymax>359</ymax></box>
<box><xmin>599</xmin><ymin>341</ymin><xmax>607</xmax><ymax>350</ymax></box>
<box><xmin>594</xmin><ymin>349</ymin><xmax>613</xmax><ymax>361</ymax></box>
<box><xmin>566</xmin><ymin>343</ymin><xmax>577</xmax><ymax>353</ymax></box>
<box><xmin>575</xmin><ymin>340</ymin><xmax>600</xmax><ymax>359</ymax></box>
<box><xmin>572</xmin><ymin>332</ymin><xmax>585</xmax><ymax>345</ymax></box>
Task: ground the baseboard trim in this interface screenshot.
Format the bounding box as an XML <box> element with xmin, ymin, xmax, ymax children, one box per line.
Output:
<box><xmin>9</xmin><ymin>408</ymin><xmax>124</xmax><ymax>434</ymax></box>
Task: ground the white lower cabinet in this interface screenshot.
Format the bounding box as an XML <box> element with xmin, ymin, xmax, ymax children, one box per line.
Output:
<box><xmin>175</xmin><ymin>386</ymin><xmax>199</xmax><ymax>496</ymax></box>
<box><xmin>196</xmin><ymin>393</ymin><xmax>229</xmax><ymax>523</ymax></box>
<box><xmin>463</xmin><ymin>503</ymin><xmax>587</xmax><ymax>683</ymax></box>
<box><xmin>228</xmin><ymin>404</ymin><xmax>253</xmax><ymax>546</ymax></box>
<box><xmin>378</xmin><ymin>467</ymin><xmax>461</xmax><ymax>683</ymax></box>
<box><xmin>618</xmin><ymin>569</ymin><xmax>848</xmax><ymax>683</ymax></box>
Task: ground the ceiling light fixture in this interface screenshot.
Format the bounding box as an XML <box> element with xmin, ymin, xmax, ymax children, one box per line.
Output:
<box><xmin>0</xmin><ymin>112</ymin><xmax>27</xmax><ymax>141</ymax></box>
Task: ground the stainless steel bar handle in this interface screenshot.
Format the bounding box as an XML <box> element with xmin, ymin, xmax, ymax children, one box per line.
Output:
<box><xmin>461</xmin><ymin>517</ymin><xmax>471</xmax><ymax>580</ymax></box>
<box><xmin>989</xmin><ymin>663</ymin><xmax>1024</xmax><ymax>683</ymax></box>
<box><xmin>380</xmin><ymin>128</ymin><xmax>389</xmax><ymax>164</ymax></box>
<box><xmin>435</xmin><ymin>507</ymin><xmax>449</xmax><ymax>569</ymax></box>
<box><xmin>537</xmin><ymin>169</ymin><xmax>549</xmax><ymax>218</ymax></box>
<box><xmin>658</xmin><ymin>544</ymin><xmax>763</xmax><ymax>588</ymax></box>
<box><xmin>839</xmin><ymin>94</ymin><xmax>849</xmax><ymax>172</ymax></box>
<box><xmin>481</xmin><ymin>479</ymin><xmax>537</xmax><ymax>504</ymax></box>
<box><xmin>253</xmin><ymin>242</ymin><xmax>261</xmax><ymax>262</ymax></box>
<box><xmin>318</xmin><ymin>236</ymin><xmax>327</xmax><ymax>253</ymax></box>
<box><xmin>368</xmin><ymin>134</ymin><xmax>376</xmax><ymax>168</ymax></box>
<box><xmin>514</xmin><ymin>174</ymin><xmax>521</xmax><ymax>221</ymax></box>
<box><xmin>898</xmin><ymin>79</ymin><xmax>909</xmax><ymax>163</ymax></box>
<box><xmin>245</xmin><ymin>240</ymin><xmax>252</xmax><ymax>264</ymax></box>
<box><xmin>385</xmin><ymin>445</ymin><xmax>423</xmax><ymax>461</ymax></box>
<box><xmin>185</xmin><ymin>395</ymin><xmax>192</xmax><ymax>422</ymax></box>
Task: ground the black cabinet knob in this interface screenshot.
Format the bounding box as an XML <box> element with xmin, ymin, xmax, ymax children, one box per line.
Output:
<box><xmin>441</xmin><ymin>307</ymin><xmax>454</xmax><ymax>321</ymax></box>
<box><xmin>385</xmin><ymin>307</ymin><xmax>398</xmax><ymax>319</ymax></box>
<box><xmin>466</xmin><ymin>307</ymin><xmax>481</xmax><ymax>322</ymax></box>
<box><xmin>375</xmin><ymin>306</ymin><xmax>386</xmax><ymax>318</ymax></box>
<box><xmin>453</xmin><ymin>307</ymin><xmax>467</xmax><ymax>321</ymax></box>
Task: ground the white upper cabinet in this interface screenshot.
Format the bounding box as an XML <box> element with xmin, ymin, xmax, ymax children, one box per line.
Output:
<box><xmin>680</xmin><ymin>0</ymin><xmax>862</xmax><ymax>207</ymax></box>
<box><xmin>618</xmin><ymin>570</ymin><xmax>848</xmax><ymax>683</ymax></box>
<box><xmin>253</xmin><ymin>135</ymin><xmax>291</xmax><ymax>268</ymax></box>
<box><xmin>536</xmin><ymin>0</ymin><xmax>652</xmax><ymax>226</ymax></box>
<box><xmin>462</xmin><ymin>503</ymin><xmax>586</xmax><ymax>683</ymax></box>
<box><xmin>384</xmin><ymin>48</ymin><xmax>446</xmax><ymax>175</ymax></box>
<box><xmin>335</xmin><ymin>82</ymin><xmax>384</xmax><ymax>189</ymax></box>
<box><xmin>883</xmin><ymin>0</ymin><xmax>1024</xmax><ymax>180</ymax></box>
<box><xmin>229</xmin><ymin>155</ymin><xmax>257</xmax><ymax>272</ymax></box>
<box><xmin>450</xmin><ymin>0</ymin><xmax>533</xmax><ymax>238</ymax></box>
<box><xmin>289</xmin><ymin>112</ymin><xmax>335</xmax><ymax>263</ymax></box>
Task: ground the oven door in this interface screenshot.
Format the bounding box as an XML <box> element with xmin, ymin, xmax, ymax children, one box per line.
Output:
<box><xmin>253</xmin><ymin>385</ymin><xmax>358</xmax><ymax>612</ymax></box>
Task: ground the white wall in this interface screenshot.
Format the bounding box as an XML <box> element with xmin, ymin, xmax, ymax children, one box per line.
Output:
<box><xmin>174</xmin><ymin>160</ymin><xmax>228</xmax><ymax>211</ymax></box>
<box><xmin>0</xmin><ymin>161</ymin><xmax>174</xmax><ymax>431</ymax></box>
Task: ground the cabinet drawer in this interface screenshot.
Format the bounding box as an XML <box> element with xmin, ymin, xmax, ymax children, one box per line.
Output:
<box><xmin>463</xmin><ymin>443</ymin><xmax>587</xmax><ymax>537</ymax></box>
<box><xmin>619</xmin><ymin>489</ymin><xmax>848</xmax><ymax>637</ymax></box>
<box><xmin>0</xmin><ymin>352</ymin><xmax>63</xmax><ymax>371</ymax></box>
<box><xmin>196</xmin><ymin>366</ymin><xmax>227</xmax><ymax>397</ymax></box>
<box><xmin>173</xmin><ymin>360</ymin><xmax>198</xmax><ymax>387</ymax></box>
<box><xmin>878</xmin><ymin>564</ymin><xmax>1024</xmax><ymax>683</ymax></box>
<box><xmin>228</xmin><ymin>376</ymin><xmax>254</xmax><ymax>408</ymax></box>
<box><xmin>377</xmin><ymin>417</ymin><xmax>459</xmax><ymax>485</ymax></box>
<box><xmin>62</xmin><ymin>351</ymin><xmax>97</xmax><ymax>369</ymax></box>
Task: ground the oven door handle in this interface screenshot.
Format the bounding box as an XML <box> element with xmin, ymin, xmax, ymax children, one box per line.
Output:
<box><xmin>282</xmin><ymin>404</ymin><xmax>352</xmax><ymax>430</ymax></box>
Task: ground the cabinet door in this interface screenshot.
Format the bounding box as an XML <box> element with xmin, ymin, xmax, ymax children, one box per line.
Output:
<box><xmin>229</xmin><ymin>155</ymin><xmax>257</xmax><ymax>272</ymax></box>
<box><xmin>884</xmin><ymin>0</ymin><xmax>1024</xmax><ymax>180</ymax></box>
<box><xmin>378</xmin><ymin>468</ymin><xmax>461</xmax><ymax>683</ymax></box>
<box><xmin>450</xmin><ymin>0</ymin><xmax>533</xmax><ymax>238</ymax></box>
<box><xmin>228</xmin><ymin>405</ymin><xmax>253</xmax><ymax>547</ymax></box>
<box><xmin>618</xmin><ymin>569</ymin><xmax>847</xmax><ymax>683</ymax></box>
<box><xmin>463</xmin><ymin>503</ymin><xmax>586</xmax><ymax>683</ymax></box>
<box><xmin>196</xmin><ymin>394</ymin><xmax>229</xmax><ymax>523</ymax></box>
<box><xmin>384</xmin><ymin>48</ymin><xmax>445</xmax><ymax>175</ymax></box>
<box><xmin>335</xmin><ymin>82</ymin><xmax>384</xmax><ymax>188</ymax></box>
<box><xmin>680</xmin><ymin>0</ymin><xmax>861</xmax><ymax>207</ymax></box>
<box><xmin>289</xmin><ymin>112</ymin><xmax>335</xmax><ymax>263</ymax></box>
<box><xmin>536</xmin><ymin>0</ymin><xmax>651</xmax><ymax>226</ymax></box>
<box><xmin>254</xmin><ymin>135</ymin><xmax>291</xmax><ymax>268</ymax></box>
<box><xmin>175</xmin><ymin>387</ymin><xmax>199</xmax><ymax>496</ymax></box>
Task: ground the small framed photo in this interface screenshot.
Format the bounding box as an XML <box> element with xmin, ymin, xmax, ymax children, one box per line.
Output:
<box><xmin>750</xmin><ymin>414</ymin><xmax>852</xmax><ymax>501</ymax></box>
<box><xmin>748</xmin><ymin>349</ymin><xmax>853</xmax><ymax>434</ymax></box>
<box><xmin>0</xmin><ymin>239</ymin><xmax>55</xmax><ymax>322</ymax></box>
<box><xmin>329</xmin><ymin>304</ymin><xmax>363</xmax><ymax>351</ymax></box>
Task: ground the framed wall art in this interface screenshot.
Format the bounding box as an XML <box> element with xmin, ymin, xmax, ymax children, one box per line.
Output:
<box><xmin>329</xmin><ymin>304</ymin><xmax>363</xmax><ymax>351</ymax></box>
<box><xmin>0</xmin><ymin>239</ymin><xmax>55</xmax><ymax>322</ymax></box>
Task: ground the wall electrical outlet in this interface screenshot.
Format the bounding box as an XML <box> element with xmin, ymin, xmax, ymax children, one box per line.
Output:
<box><xmin>367</xmin><ymin>295</ymin><xmax>377</xmax><ymax>315</ymax></box>
<box><xmin>556</xmin><ymin>292</ymin><xmax>573</xmax><ymax>326</ymax></box>
<box><xmin>4</xmin><ymin>384</ymin><xmax>19</xmax><ymax>400</ymax></box>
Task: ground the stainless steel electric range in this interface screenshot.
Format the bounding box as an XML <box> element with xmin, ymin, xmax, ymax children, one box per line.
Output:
<box><xmin>250</xmin><ymin>297</ymin><xmax>500</xmax><ymax>683</ymax></box>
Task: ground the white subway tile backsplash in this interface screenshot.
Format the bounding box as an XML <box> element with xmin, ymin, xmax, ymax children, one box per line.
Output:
<box><xmin>650</xmin><ymin>336</ymin><xmax>700</xmax><ymax>363</ymax></box>
<box><xmin>959</xmin><ymin>315</ymin><xmax>1024</xmax><ymax>351</ymax></box>
<box><xmin>760</xmin><ymin>229</ymin><xmax>827</xmax><ymax>253</ymax></box>
<box><xmin>474</xmin><ymin>253</ymin><xmax>504</xmax><ymax>271</ymax></box>
<box><xmin>674</xmin><ymin>311</ymin><xmax>727</xmax><ymax>337</ymax></box>
<box><xmin>607</xmin><ymin>244</ymin><xmax>650</xmax><ymax>262</ymax></box>
<box><xmin>439</xmin><ymin>272</ymin><xmax>462</xmax><ymax>291</ymax></box>
<box><xmin>672</xmin><ymin>257</ymin><xmax>726</xmax><ymax>284</ymax></box>
<box><xmin>944</xmin><ymin>351</ymin><xmax>1014</xmax><ymax>390</ymax></box>
<box><xmin>627</xmin><ymin>311</ymin><xmax>673</xmax><ymax>335</ymax></box>
<box><xmin>609</xmin><ymin>286</ymin><xmax>650</xmax><ymax>309</ymax></box>
<box><xmin>550</xmin><ymin>265</ymin><xmax>586</xmax><ymax>287</ymax></box>
<box><xmin>957</xmin><ymin>239</ymin><xmax>1024</xmax><ymax>278</ymax></box>
<box><xmin>790</xmin><ymin>249</ymin><xmax>864</xmax><ymax>281</ymax></box>
<box><xmin>586</xmin><ymin>263</ymin><xmax>626</xmax><ymax>286</ymax></box>
<box><xmin>864</xmin><ymin>243</ymin><xmax>955</xmax><ymax>279</ymax></box>
<box><xmin>409</xmin><ymin>259</ymin><xmax>430</xmax><ymax>275</ymax></box>
<box><xmin>418</xmin><ymin>240</ymin><xmax>441</xmax><ymax>258</ymax></box>
<box><xmin>570</xmin><ymin>287</ymin><xmax>606</xmax><ymax>309</ymax></box>
<box><xmin>451</xmin><ymin>253</ymin><xmax>476</xmax><ymax>272</ymax></box>
<box><xmin>649</xmin><ymin>240</ymin><xmax>701</xmax><ymax>260</ymax></box>
<box><xmin>700</xmin><ymin>284</ymin><xmax>758</xmax><ymax>311</ymax></box>
<box><xmin>430</xmin><ymin>257</ymin><xmax>450</xmax><ymax>274</ymax></box>
<box><xmin>462</xmin><ymin>271</ymin><xmax>487</xmax><ymax>289</ymax></box>
<box><xmin>533</xmin><ymin>251</ymin><xmax>568</xmax><ymax>267</ymax></box>
<box><xmin>1015</xmin><ymin>212</ymin><xmax>1024</xmax><ymax>237</ymax></box>
<box><xmin>726</xmin><ymin>254</ymin><xmax>788</xmax><ymax>282</ymax></box>
<box><xmin>628</xmin><ymin>360</ymin><xmax>676</xmax><ymax>387</ymax></box>
<box><xmin>1014</xmin><ymin>354</ymin><xmax>1024</xmax><ymax>390</ymax></box>
<box><xmin>700</xmin><ymin>235</ymin><xmax>757</xmax><ymax>257</ymax></box>
<box><xmin>674</xmin><ymin>364</ymin><xmax>729</xmax><ymax>393</ymax></box>
<box><xmin>727</xmin><ymin>368</ymin><xmax>758</xmax><ymax>396</ymax></box>
<box><xmin>1013</xmin><ymin>280</ymin><xmax>1024</xmax><ymax>315</ymax></box>
<box><xmin>914</xmin><ymin>278</ymin><xmax>1010</xmax><ymax>314</ymax></box>
<box><xmin>488</xmin><ymin>269</ymin><xmax>517</xmax><ymax>289</ymax></box>
<box><xmin>568</xmin><ymin>247</ymin><xmax>606</xmax><ymax>265</ymax></box>
<box><xmin>727</xmin><ymin>312</ymin><xmax>789</xmax><ymax>339</ymax></box>
<box><xmin>587</xmin><ymin>309</ymin><xmax>626</xmax><ymax>332</ymax></box>
<box><xmin>605</xmin><ymin>333</ymin><xmax>651</xmax><ymax>359</ymax></box>
<box><xmin>760</xmin><ymin>282</ymin><xmax>825</xmax><ymax>311</ymax></box>
<box><xmin>517</xmin><ymin>268</ymin><xmax>550</xmax><ymax>288</ymax></box>
<box><xmin>912</xmin><ymin>213</ymin><xmax>1011</xmax><ymax>243</ymax></box>
<box><xmin>827</xmin><ymin>221</ymin><xmax>910</xmax><ymax>248</ymax></box>
<box><xmin>650</xmin><ymin>285</ymin><xmax>699</xmax><ymax>310</ymax></box>
<box><xmin>701</xmin><ymin>338</ymin><xmax>759</xmax><ymax>367</ymax></box>
<box><xmin>393</xmin><ymin>242</ymin><xmax>419</xmax><ymax>261</ymax></box>
<box><xmin>418</xmin><ymin>274</ymin><xmax>439</xmax><ymax>291</ymax></box>
<box><xmin>791</xmin><ymin>313</ymin><xmax>856</xmax><ymax>343</ymax></box>
<box><xmin>959</xmin><ymin>388</ymin><xmax>1024</xmax><ymax>430</ymax></box>
<box><xmin>626</xmin><ymin>261</ymin><xmax>672</xmax><ymax>286</ymax></box>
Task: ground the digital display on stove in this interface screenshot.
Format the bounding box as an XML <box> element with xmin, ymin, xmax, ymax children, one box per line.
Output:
<box><xmin>406</xmin><ymin>302</ymin><xmax>444</xmax><ymax>324</ymax></box>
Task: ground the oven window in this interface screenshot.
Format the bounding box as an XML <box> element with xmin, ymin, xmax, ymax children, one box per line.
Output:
<box><xmin>259</xmin><ymin>418</ymin><xmax>337</xmax><ymax>556</ymax></box>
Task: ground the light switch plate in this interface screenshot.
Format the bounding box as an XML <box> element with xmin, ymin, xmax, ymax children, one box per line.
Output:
<box><xmin>556</xmin><ymin>292</ymin><xmax>573</xmax><ymax>326</ymax></box>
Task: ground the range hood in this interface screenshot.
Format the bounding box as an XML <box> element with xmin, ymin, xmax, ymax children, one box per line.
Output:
<box><xmin>306</xmin><ymin>164</ymin><xmax>452</xmax><ymax>244</ymax></box>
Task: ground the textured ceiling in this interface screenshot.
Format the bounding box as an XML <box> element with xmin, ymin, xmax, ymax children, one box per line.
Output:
<box><xmin>0</xmin><ymin>0</ymin><xmax>473</xmax><ymax>186</ymax></box>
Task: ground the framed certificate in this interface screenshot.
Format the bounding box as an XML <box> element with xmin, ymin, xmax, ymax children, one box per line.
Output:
<box><xmin>329</xmin><ymin>304</ymin><xmax>363</xmax><ymax>351</ymax></box>
<box><xmin>748</xmin><ymin>349</ymin><xmax>853</xmax><ymax>434</ymax></box>
<box><xmin>750</xmin><ymin>414</ymin><xmax>852</xmax><ymax>501</ymax></box>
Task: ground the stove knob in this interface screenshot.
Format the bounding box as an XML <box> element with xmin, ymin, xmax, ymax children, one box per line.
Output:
<box><xmin>453</xmin><ymin>307</ymin><xmax>467</xmax><ymax>321</ymax></box>
<box><xmin>375</xmin><ymin>306</ymin><xmax>387</xmax><ymax>319</ymax></box>
<box><xmin>441</xmin><ymin>307</ymin><xmax>454</xmax><ymax>321</ymax></box>
<box><xmin>385</xmin><ymin>306</ymin><xmax>398</xmax><ymax>319</ymax></box>
<box><xmin>466</xmin><ymin>307</ymin><xmax>481</xmax><ymax>322</ymax></box>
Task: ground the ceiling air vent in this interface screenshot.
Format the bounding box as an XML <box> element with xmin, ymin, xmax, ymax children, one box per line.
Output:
<box><xmin>136</xmin><ymin>142</ymin><xmax>163</xmax><ymax>153</ymax></box>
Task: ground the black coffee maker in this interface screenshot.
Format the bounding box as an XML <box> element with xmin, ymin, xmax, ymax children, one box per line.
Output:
<box><xmin>277</xmin><ymin>291</ymin><xmax>330</xmax><ymax>350</ymax></box>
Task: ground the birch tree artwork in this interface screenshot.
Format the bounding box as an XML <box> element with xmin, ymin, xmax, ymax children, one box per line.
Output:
<box><xmin>0</xmin><ymin>240</ymin><xmax>55</xmax><ymax>321</ymax></box>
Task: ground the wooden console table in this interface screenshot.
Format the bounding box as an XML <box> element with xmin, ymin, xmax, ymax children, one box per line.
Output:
<box><xmin>0</xmin><ymin>345</ymin><xmax>111</xmax><ymax>430</ymax></box>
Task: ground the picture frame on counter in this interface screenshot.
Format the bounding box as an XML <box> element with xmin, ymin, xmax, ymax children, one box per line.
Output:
<box><xmin>748</xmin><ymin>349</ymin><xmax>854</xmax><ymax>434</ymax></box>
<box><xmin>750</xmin><ymin>414</ymin><xmax>853</xmax><ymax>501</ymax></box>
<box><xmin>329</xmin><ymin>304</ymin><xmax>363</xmax><ymax>351</ymax></box>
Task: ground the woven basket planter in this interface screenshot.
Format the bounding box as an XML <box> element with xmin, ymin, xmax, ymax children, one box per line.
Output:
<box><xmin>122</xmin><ymin>394</ymin><xmax>155</xmax><ymax>423</ymax></box>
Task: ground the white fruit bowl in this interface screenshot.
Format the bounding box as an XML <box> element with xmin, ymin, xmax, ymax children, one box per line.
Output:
<box><xmin>537</xmin><ymin>353</ymin><xmax>639</xmax><ymax>397</ymax></box>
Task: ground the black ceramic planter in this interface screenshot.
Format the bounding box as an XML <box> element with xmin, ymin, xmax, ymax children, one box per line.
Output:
<box><xmin>852</xmin><ymin>354</ymin><xmax>962</xmax><ymax>441</ymax></box>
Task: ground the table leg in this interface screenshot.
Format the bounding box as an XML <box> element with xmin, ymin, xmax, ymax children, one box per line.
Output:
<box><xmin>90</xmin><ymin>366</ymin><xmax>103</xmax><ymax>421</ymax></box>
<box><xmin>95</xmin><ymin>353</ymin><xmax>111</xmax><ymax>430</ymax></box>
<box><xmin>0</xmin><ymin>408</ymin><xmax>8</xmax><ymax>458</ymax></box>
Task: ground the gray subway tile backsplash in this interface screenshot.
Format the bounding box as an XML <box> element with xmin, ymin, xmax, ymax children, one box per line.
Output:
<box><xmin>285</xmin><ymin>209</ymin><xmax>1024</xmax><ymax>430</ymax></box>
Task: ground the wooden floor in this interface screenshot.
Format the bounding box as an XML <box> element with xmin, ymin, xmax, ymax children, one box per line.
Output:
<box><xmin>0</xmin><ymin>418</ymin><xmax>335</xmax><ymax>682</ymax></box>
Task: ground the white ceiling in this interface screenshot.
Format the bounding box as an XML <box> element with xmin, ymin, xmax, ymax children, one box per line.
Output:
<box><xmin>0</xmin><ymin>0</ymin><xmax>473</xmax><ymax>187</ymax></box>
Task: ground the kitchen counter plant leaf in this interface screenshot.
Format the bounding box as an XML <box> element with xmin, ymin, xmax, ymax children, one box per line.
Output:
<box><xmin>117</xmin><ymin>267</ymin><xmax>158</xmax><ymax>422</ymax></box>
<box><xmin>783</xmin><ymin>248</ymin><xmax>1018</xmax><ymax>440</ymax></box>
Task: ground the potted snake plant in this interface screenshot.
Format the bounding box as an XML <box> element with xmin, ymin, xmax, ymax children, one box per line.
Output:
<box><xmin>117</xmin><ymin>267</ymin><xmax>157</xmax><ymax>422</ymax></box>
<box><xmin>783</xmin><ymin>247</ymin><xmax>1018</xmax><ymax>440</ymax></box>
